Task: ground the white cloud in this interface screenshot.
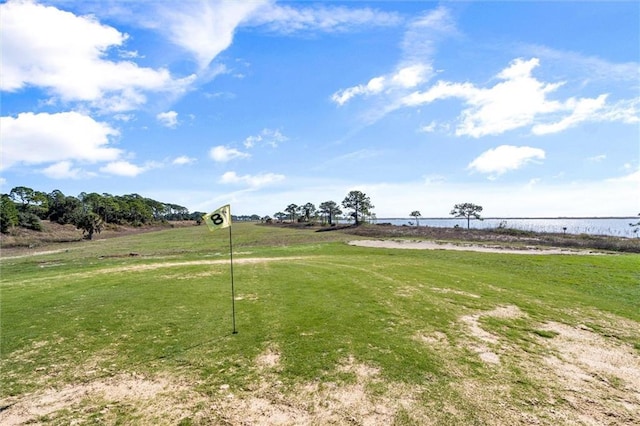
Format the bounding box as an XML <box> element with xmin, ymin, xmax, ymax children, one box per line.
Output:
<box><xmin>331</xmin><ymin>64</ymin><xmax>432</xmax><ymax>105</ymax></box>
<box><xmin>99</xmin><ymin>160</ymin><xmax>146</xmax><ymax>177</ymax></box>
<box><xmin>533</xmin><ymin>96</ymin><xmax>640</xmax><ymax>135</ymax></box>
<box><xmin>0</xmin><ymin>112</ymin><xmax>121</xmax><ymax>170</ymax></box>
<box><xmin>41</xmin><ymin>161</ymin><xmax>83</xmax><ymax>179</ymax></box>
<box><xmin>156</xmin><ymin>111</ymin><xmax>179</xmax><ymax>128</ymax></box>
<box><xmin>209</xmin><ymin>146</ymin><xmax>250</xmax><ymax>162</ymax></box>
<box><xmin>331</xmin><ymin>8</ymin><xmax>452</xmax><ymax>109</ymax></box>
<box><xmin>220</xmin><ymin>171</ymin><xmax>285</xmax><ymax>188</ymax></box>
<box><xmin>243</xmin><ymin>129</ymin><xmax>288</xmax><ymax>148</ymax></box>
<box><xmin>401</xmin><ymin>58</ymin><xmax>638</xmax><ymax>137</ymax></box>
<box><xmin>154</xmin><ymin>0</ymin><xmax>267</xmax><ymax>69</ymax></box>
<box><xmin>172</xmin><ymin>155</ymin><xmax>196</xmax><ymax>165</ymax></box>
<box><xmin>406</xmin><ymin>58</ymin><xmax>564</xmax><ymax>137</ymax></box>
<box><xmin>468</xmin><ymin>145</ymin><xmax>546</xmax><ymax>176</ymax></box>
<box><xmin>248</xmin><ymin>3</ymin><xmax>401</xmax><ymax>34</ymax></box>
<box><xmin>332</xmin><ymin>64</ymin><xmax>432</xmax><ymax>106</ymax></box>
<box><xmin>0</xmin><ymin>1</ymin><xmax>194</xmax><ymax>112</ymax></box>
<box><xmin>531</xmin><ymin>94</ymin><xmax>607</xmax><ymax>135</ymax></box>
<box><xmin>332</xmin><ymin>76</ymin><xmax>385</xmax><ymax>106</ymax></box>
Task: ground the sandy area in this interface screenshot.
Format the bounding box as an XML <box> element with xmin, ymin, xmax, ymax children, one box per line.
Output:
<box><xmin>349</xmin><ymin>239</ymin><xmax>604</xmax><ymax>255</ymax></box>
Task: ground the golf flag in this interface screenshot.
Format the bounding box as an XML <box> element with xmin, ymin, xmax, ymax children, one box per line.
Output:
<box><xmin>203</xmin><ymin>204</ymin><xmax>231</xmax><ymax>231</ymax></box>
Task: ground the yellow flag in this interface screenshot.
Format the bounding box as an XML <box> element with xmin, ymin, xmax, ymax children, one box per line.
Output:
<box><xmin>203</xmin><ymin>204</ymin><xmax>231</xmax><ymax>231</ymax></box>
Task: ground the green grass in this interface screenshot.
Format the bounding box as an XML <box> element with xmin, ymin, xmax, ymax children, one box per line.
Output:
<box><xmin>1</xmin><ymin>223</ymin><xmax>639</xmax><ymax>424</ymax></box>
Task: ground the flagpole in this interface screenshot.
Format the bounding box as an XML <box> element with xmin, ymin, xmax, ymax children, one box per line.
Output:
<box><xmin>229</xmin><ymin>223</ymin><xmax>237</xmax><ymax>334</ymax></box>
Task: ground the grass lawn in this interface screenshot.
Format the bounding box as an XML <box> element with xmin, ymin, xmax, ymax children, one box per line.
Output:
<box><xmin>1</xmin><ymin>223</ymin><xmax>639</xmax><ymax>425</ymax></box>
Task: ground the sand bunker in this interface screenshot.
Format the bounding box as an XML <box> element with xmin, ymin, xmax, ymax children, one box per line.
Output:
<box><xmin>349</xmin><ymin>239</ymin><xmax>603</xmax><ymax>255</ymax></box>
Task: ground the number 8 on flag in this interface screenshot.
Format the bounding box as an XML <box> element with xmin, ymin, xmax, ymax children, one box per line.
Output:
<box><xmin>203</xmin><ymin>204</ymin><xmax>231</xmax><ymax>231</ymax></box>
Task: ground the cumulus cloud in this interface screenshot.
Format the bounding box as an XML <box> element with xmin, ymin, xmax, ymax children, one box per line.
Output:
<box><xmin>467</xmin><ymin>145</ymin><xmax>546</xmax><ymax>176</ymax></box>
<box><xmin>41</xmin><ymin>161</ymin><xmax>84</xmax><ymax>179</ymax></box>
<box><xmin>156</xmin><ymin>111</ymin><xmax>179</xmax><ymax>128</ymax></box>
<box><xmin>0</xmin><ymin>112</ymin><xmax>121</xmax><ymax>170</ymax></box>
<box><xmin>401</xmin><ymin>58</ymin><xmax>639</xmax><ymax>137</ymax></box>
<box><xmin>220</xmin><ymin>171</ymin><xmax>285</xmax><ymax>187</ymax></box>
<box><xmin>99</xmin><ymin>160</ymin><xmax>147</xmax><ymax>177</ymax></box>
<box><xmin>0</xmin><ymin>1</ymin><xmax>194</xmax><ymax>112</ymax></box>
<box><xmin>209</xmin><ymin>146</ymin><xmax>250</xmax><ymax>162</ymax></box>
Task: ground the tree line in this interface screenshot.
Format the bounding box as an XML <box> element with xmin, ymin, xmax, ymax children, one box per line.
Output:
<box><xmin>1</xmin><ymin>185</ymin><xmax>488</xmax><ymax>239</ymax></box>
<box><xmin>269</xmin><ymin>190</ymin><xmax>375</xmax><ymax>226</ymax></box>
<box><xmin>0</xmin><ymin>186</ymin><xmax>205</xmax><ymax>239</ymax></box>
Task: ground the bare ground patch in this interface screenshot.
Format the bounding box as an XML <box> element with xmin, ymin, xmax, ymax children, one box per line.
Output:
<box><xmin>210</xmin><ymin>355</ymin><xmax>427</xmax><ymax>425</ymax></box>
<box><xmin>537</xmin><ymin>321</ymin><xmax>640</xmax><ymax>425</ymax></box>
<box><xmin>415</xmin><ymin>305</ymin><xmax>640</xmax><ymax>424</ymax></box>
<box><xmin>460</xmin><ymin>305</ymin><xmax>526</xmax><ymax>365</ymax></box>
<box><xmin>0</xmin><ymin>373</ymin><xmax>199</xmax><ymax>426</ymax></box>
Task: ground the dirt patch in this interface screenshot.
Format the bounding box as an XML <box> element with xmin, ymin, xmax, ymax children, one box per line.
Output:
<box><xmin>100</xmin><ymin>257</ymin><xmax>308</xmax><ymax>274</ymax></box>
<box><xmin>255</xmin><ymin>346</ymin><xmax>281</xmax><ymax>371</ymax></box>
<box><xmin>349</xmin><ymin>239</ymin><xmax>604</xmax><ymax>255</ymax></box>
<box><xmin>0</xmin><ymin>373</ymin><xmax>197</xmax><ymax>426</ymax></box>
<box><xmin>537</xmin><ymin>321</ymin><xmax>640</xmax><ymax>424</ymax></box>
<box><xmin>212</xmin><ymin>356</ymin><xmax>425</xmax><ymax>425</ymax></box>
<box><xmin>460</xmin><ymin>305</ymin><xmax>526</xmax><ymax>365</ymax></box>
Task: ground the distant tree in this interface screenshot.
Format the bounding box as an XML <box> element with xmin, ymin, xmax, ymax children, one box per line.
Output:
<box><xmin>450</xmin><ymin>203</ymin><xmax>483</xmax><ymax>229</ymax></box>
<box><xmin>319</xmin><ymin>201</ymin><xmax>342</xmax><ymax>225</ymax></box>
<box><xmin>285</xmin><ymin>204</ymin><xmax>298</xmax><ymax>222</ymax></box>
<box><xmin>410</xmin><ymin>210</ymin><xmax>422</xmax><ymax>227</ymax></box>
<box><xmin>75</xmin><ymin>211</ymin><xmax>104</xmax><ymax>240</ymax></box>
<box><xmin>9</xmin><ymin>186</ymin><xmax>35</xmax><ymax>211</ymax></box>
<box><xmin>274</xmin><ymin>212</ymin><xmax>287</xmax><ymax>222</ymax></box>
<box><xmin>0</xmin><ymin>194</ymin><xmax>19</xmax><ymax>233</ymax></box>
<box><xmin>300</xmin><ymin>202</ymin><xmax>316</xmax><ymax>222</ymax></box>
<box><xmin>342</xmin><ymin>190</ymin><xmax>374</xmax><ymax>225</ymax></box>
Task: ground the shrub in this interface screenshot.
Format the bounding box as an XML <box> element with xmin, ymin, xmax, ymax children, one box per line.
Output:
<box><xmin>18</xmin><ymin>212</ymin><xmax>43</xmax><ymax>231</ymax></box>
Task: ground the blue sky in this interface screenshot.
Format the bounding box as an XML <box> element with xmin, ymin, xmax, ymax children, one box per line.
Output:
<box><xmin>1</xmin><ymin>0</ymin><xmax>638</xmax><ymax>218</ymax></box>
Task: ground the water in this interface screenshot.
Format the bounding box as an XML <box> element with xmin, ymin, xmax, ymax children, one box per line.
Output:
<box><xmin>371</xmin><ymin>217</ymin><xmax>640</xmax><ymax>238</ymax></box>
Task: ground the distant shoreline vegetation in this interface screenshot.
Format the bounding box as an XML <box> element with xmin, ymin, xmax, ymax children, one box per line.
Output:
<box><xmin>378</xmin><ymin>217</ymin><xmax>638</xmax><ymax>220</ymax></box>
<box><xmin>372</xmin><ymin>217</ymin><xmax>638</xmax><ymax>238</ymax></box>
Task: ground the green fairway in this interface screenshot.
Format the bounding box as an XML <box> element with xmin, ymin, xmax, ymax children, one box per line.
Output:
<box><xmin>1</xmin><ymin>223</ymin><xmax>639</xmax><ymax>425</ymax></box>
